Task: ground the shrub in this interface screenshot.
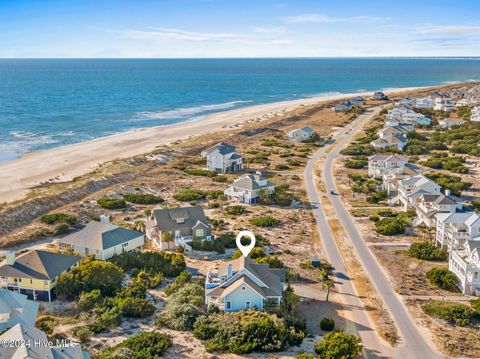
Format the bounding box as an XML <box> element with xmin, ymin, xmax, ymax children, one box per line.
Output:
<box><xmin>408</xmin><ymin>241</ymin><xmax>447</xmax><ymax>261</ymax></box>
<box><xmin>224</xmin><ymin>205</ymin><xmax>246</xmax><ymax>216</ymax></box>
<box><xmin>40</xmin><ymin>213</ymin><xmax>76</xmax><ymax>225</ymax></box>
<box><xmin>249</xmin><ymin>216</ymin><xmax>279</xmax><ymax>227</ymax></box>
<box><xmin>173</xmin><ymin>189</ymin><xmax>206</xmax><ymax>202</ymax></box>
<box><xmin>74</xmin><ymin>326</ymin><xmax>92</xmax><ymax>343</ymax></box>
<box><xmin>109</xmin><ymin>251</ymin><xmax>186</xmax><ymax>277</ymax></box>
<box><xmin>90</xmin><ymin>306</ymin><xmax>123</xmax><ymax>333</ymax></box>
<box><xmin>184</xmin><ymin>168</ymin><xmax>217</xmax><ymax>177</ymax></box>
<box><xmin>426</xmin><ymin>267</ymin><xmax>458</xmax><ymax>290</ymax></box>
<box><xmin>193</xmin><ymin>310</ymin><xmax>304</xmax><ymax>354</ymax></box>
<box><xmin>93</xmin><ymin>331</ymin><xmax>172</xmax><ymax>359</ymax></box>
<box><xmin>313</xmin><ymin>331</ymin><xmax>362</xmax><ymax>359</ymax></box>
<box><xmin>78</xmin><ymin>289</ymin><xmax>104</xmax><ymax>311</ymax></box>
<box><xmin>425</xmin><ymin>173</ymin><xmax>472</xmax><ymax>197</ymax></box>
<box><xmin>213</xmin><ymin>175</ymin><xmax>228</xmax><ymax>183</ymax></box>
<box><xmin>374</xmin><ymin>217</ymin><xmax>405</xmax><ymax>236</ymax></box>
<box><xmin>320</xmin><ymin>317</ymin><xmax>335</xmax><ymax>331</ymax></box>
<box><xmin>97</xmin><ymin>198</ymin><xmax>127</xmax><ymax>210</ymax></box>
<box><xmin>344</xmin><ymin>159</ymin><xmax>367</xmax><ymax>169</ymax></box>
<box><xmin>191</xmin><ymin>238</ymin><xmax>226</xmax><ymax>253</ymax></box>
<box><xmin>56</xmin><ymin>258</ymin><xmax>125</xmax><ymax>298</ymax></box>
<box><xmin>115</xmin><ymin>296</ymin><xmax>156</xmax><ymax>318</ymax></box>
<box><xmin>122</xmin><ymin>193</ymin><xmax>164</xmax><ymax>204</ymax></box>
<box><xmin>470</xmin><ymin>298</ymin><xmax>480</xmax><ymax>315</ymax></box>
<box><xmin>368</xmin><ymin>215</ymin><xmax>380</xmax><ymax>222</ymax></box>
<box><xmin>421</xmin><ymin>301</ymin><xmax>473</xmax><ymax>326</ymax></box>
<box><xmin>275</xmin><ymin>163</ymin><xmax>290</xmax><ymax>170</ymax></box>
<box><xmin>295</xmin><ymin>353</ymin><xmax>314</xmax><ymax>359</ymax></box>
<box><xmin>366</xmin><ymin>190</ymin><xmax>387</xmax><ymax>204</ymax></box>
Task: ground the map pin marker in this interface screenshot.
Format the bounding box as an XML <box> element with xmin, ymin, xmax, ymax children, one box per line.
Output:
<box><xmin>236</xmin><ymin>230</ymin><xmax>256</xmax><ymax>257</ymax></box>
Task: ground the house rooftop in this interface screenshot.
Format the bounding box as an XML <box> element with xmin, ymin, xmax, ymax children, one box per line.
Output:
<box><xmin>203</xmin><ymin>142</ymin><xmax>236</xmax><ymax>156</ymax></box>
<box><xmin>229</xmin><ymin>172</ymin><xmax>275</xmax><ymax>191</ymax></box>
<box><xmin>0</xmin><ymin>250</ymin><xmax>80</xmax><ymax>281</ymax></box>
<box><xmin>150</xmin><ymin>206</ymin><xmax>210</xmax><ymax>231</ymax></box>
<box><xmin>0</xmin><ymin>289</ymin><xmax>39</xmax><ymax>331</ymax></box>
<box><xmin>58</xmin><ymin>221</ymin><xmax>144</xmax><ymax>251</ymax></box>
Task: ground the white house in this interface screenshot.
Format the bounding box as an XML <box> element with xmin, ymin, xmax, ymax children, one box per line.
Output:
<box><xmin>0</xmin><ymin>289</ymin><xmax>39</xmax><ymax>332</ymax></box>
<box><xmin>414</xmin><ymin>97</ymin><xmax>435</xmax><ymax>109</ymax></box>
<box><xmin>371</xmin><ymin>91</ymin><xmax>388</xmax><ymax>101</ymax></box>
<box><xmin>368</xmin><ymin>154</ymin><xmax>408</xmax><ymax>179</ymax></box>
<box><xmin>471</xmin><ymin>106</ymin><xmax>480</xmax><ymax>122</ymax></box>
<box><xmin>224</xmin><ymin>171</ymin><xmax>276</xmax><ymax>204</ymax></box>
<box><xmin>435</xmin><ymin>212</ymin><xmax>480</xmax><ymax>250</ymax></box>
<box><xmin>287</xmin><ymin>126</ymin><xmax>315</xmax><ymax>142</ymax></box>
<box><xmin>391</xmin><ymin>175</ymin><xmax>441</xmax><ymax>210</ymax></box>
<box><xmin>449</xmin><ymin>241</ymin><xmax>480</xmax><ymax>296</ymax></box>
<box><xmin>412</xmin><ymin>192</ymin><xmax>461</xmax><ymax>228</ymax></box>
<box><xmin>0</xmin><ymin>323</ymin><xmax>90</xmax><ymax>359</ymax></box>
<box><xmin>205</xmin><ymin>256</ymin><xmax>285</xmax><ymax>312</ymax></box>
<box><xmin>350</xmin><ymin>96</ymin><xmax>366</xmax><ymax>106</ymax></box>
<box><xmin>439</xmin><ymin>118</ymin><xmax>465</xmax><ymax>129</ymax></box>
<box><xmin>57</xmin><ymin>216</ymin><xmax>144</xmax><ymax>260</ymax></box>
<box><xmin>146</xmin><ymin>206</ymin><xmax>212</xmax><ymax>251</ymax></box>
<box><xmin>202</xmin><ymin>142</ymin><xmax>243</xmax><ymax>174</ymax></box>
<box><xmin>434</xmin><ymin>97</ymin><xmax>456</xmax><ymax>112</ymax></box>
<box><xmin>370</xmin><ymin>135</ymin><xmax>408</xmax><ymax>151</ymax></box>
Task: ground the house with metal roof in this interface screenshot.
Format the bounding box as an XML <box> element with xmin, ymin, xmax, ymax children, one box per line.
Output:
<box><xmin>205</xmin><ymin>256</ymin><xmax>285</xmax><ymax>312</ymax></box>
<box><xmin>435</xmin><ymin>212</ymin><xmax>480</xmax><ymax>250</ymax></box>
<box><xmin>0</xmin><ymin>289</ymin><xmax>38</xmax><ymax>332</ymax></box>
<box><xmin>287</xmin><ymin>126</ymin><xmax>315</xmax><ymax>142</ymax></box>
<box><xmin>0</xmin><ymin>323</ymin><xmax>90</xmax><ymax>359</ymax></box>
<box><xmin>224</xmin><ymin>171</ymin><xmax>276</xmax><ymax>204</ymax></box>
<box><xmin>368</xmin><ymin>154</ymin><xmax>408</xmax><ymax>179</ymax></box>
<box><xmin>201</xmin><ymin>142</ymin><xmax>243</xmax><ymax>174</ymax></box>
<box><xmin>146</xmin><ymin>206</ymin><xmax>212</xmax><ymax>251</ymax></box>
<box><xmin>0</xmin><ymin>250</ymin><xmax>80</xmax><ymax>302</ymax></box>
<box><xmin>413</xmin><ymin>192</ymin><xmax>462</xmax><ymax>228</ymax></box>
<box><xmin>56</xmin><ymin>216</ymin><xmax>144</xmax><ymax>261</ymax></box>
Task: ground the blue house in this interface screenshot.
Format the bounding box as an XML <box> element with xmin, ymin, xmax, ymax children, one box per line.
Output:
<box><xmin>205</xmin><ymin>256</ymin><xmax>285</xmax><ymax>312</ymax></box>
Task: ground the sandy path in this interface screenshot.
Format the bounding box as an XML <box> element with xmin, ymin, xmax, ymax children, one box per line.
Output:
<box><xmin>0</xmin><ymin>87</ymin><xmax>422</xmax><ymax>204</ymax></box>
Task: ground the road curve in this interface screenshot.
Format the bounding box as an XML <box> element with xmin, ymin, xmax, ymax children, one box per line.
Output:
<box><xmin>305</xmin><ymin>107</ymin><xmax>446</xmax><ymax>359</ymax></box>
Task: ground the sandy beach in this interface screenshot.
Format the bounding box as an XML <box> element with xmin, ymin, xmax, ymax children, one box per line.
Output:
<box><xmin>0</xmin><ymin>87</ymin><xmax>424</xmax><ymax>204</ymax></box>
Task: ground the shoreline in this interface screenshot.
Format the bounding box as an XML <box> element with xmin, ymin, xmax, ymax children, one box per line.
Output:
<box><xmin>0</xmin><ymin>85</ymin><xmax>439</xmax><ymax>204</ymax></box>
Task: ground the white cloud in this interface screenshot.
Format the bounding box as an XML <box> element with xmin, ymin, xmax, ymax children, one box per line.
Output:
<box><xmin>252</xmin><ymin>26</ymin><xmax>287</xmax><ymax>34</ymax></box>
<box><xmin>416</xmin><ymin>25</ymin><xmax>480</xmax><ymax>36</ymax></box>
<box><xmin>113</xmin><ymin>28</ymin><xmax>245</xmax><ymax>42</ymax></box>
<box><xmin>283</xmin><ymin>13</ymin><xmax>391</xmax><ymax>24</ymax></box>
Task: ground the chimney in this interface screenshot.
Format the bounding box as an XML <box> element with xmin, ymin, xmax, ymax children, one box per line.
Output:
<box><xmin>445</xmin><ymin>189</ymin><xmax>451</xmax><ymax>197</ymax></box>
<box><xmin>5</xmin><ymin>251</ymin><xmax>15</xmax><ymax>265</ymax></box>
<box><xmin>227</xmin><ymin>264</ymin><xmax>233</xmax><ymax>279</ymax></box>
<box><xmin>100</xmin><ymin>214</ymin><xmax>110</xmax><ymax>224</ymax></box>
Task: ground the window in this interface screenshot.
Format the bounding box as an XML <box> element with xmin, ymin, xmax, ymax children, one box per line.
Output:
<box><xmin>475</xmin><ymin>272</ymin><xmax>479</xmax><ymax>280</ymax></box>
<box><xmin>176</xmin><ymin>218</ymin><xmax>185</xmax><ymax>224</ymax></box>
<box><xmin>241</xmin><ymin>286</ymin><xmax>246</xmax><ymax>291</ymax></box>
<box><xmin>196</xmin><ymin>229</ymin><xmax>204</xmax><ymax>237</ymax></box>
<box><xmin>226</xmin><ymin>301</ymin><xmax>231</xmax><ymax>310</ymax></box>
<box><xmin>245</xmin><ymin>301</ymin><xmax>251</xmax><ymax>310</ymax></box>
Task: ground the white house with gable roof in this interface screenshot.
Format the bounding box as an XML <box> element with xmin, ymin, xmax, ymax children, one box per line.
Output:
<box><xmin>449</xmin><ymin>241</ymin><xmax>480</xmax><ymax>296</ymax></box>
<box><xmin>224</xmin><ymin>171</ymin><xmax>276</xmax><ymax>204</ymax></box>
<box><xmin>202</xmin><ymin>142</ymin><xmax>243</xmax><ymax>174</ymax></box>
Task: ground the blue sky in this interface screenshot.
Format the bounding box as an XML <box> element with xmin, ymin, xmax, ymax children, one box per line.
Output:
<box><xmin>0</xmin><ymin>0</ymin><xmax>479</xmax><ymax>57</ymax></box>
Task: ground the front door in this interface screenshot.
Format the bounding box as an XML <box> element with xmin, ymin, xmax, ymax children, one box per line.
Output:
<box><xmin>245</xmin><ymin>301</ymin><xmax>251</xmax><ymax>310</ymax></box>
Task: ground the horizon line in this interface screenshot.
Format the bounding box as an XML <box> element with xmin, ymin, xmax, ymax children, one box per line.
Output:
<box><xmin>1</xmin><ymin>56</ymin><xmax>480</xmax><ymax>60</ymax></box>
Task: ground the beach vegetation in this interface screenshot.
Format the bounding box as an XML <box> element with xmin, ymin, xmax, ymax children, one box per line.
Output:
<box><xmin>122</xmin><ymin>193</ymin><xmax>164</xmax><ymax>204</ymax></box>
<box><xmin>374</xmin><ymin>217</ymin><xmax>406</xmax><ymax>236</ymax></box>
<box><xmin>184</xmin><ymin>168</ymin><xmax>217</xmax><ymax>177</ymax></box>
<box><xmin>40</xmin><ymin>213</ymin><xmax>76</xmax><ymax>225</ymax></box>
<box><xmin>425</xmin><ymin>172</ymin><xmax>472</xmax><ymax>196</ymax></box>
<box><xmin>173</xmin><ymin>189</ymin><xmax>206</xmax><ymax>201</ymax></box>
<box><xmin>421</xmin><ymin>301</ymin><xmax>473</xmax><ymax>326</ymax></box>
<box><xmin>224</xmin><ymin>205</ymin><xmax>246</xmax><ymax>216</ymax></box>
<box><xmin>97</xmin><ymin>198</ymin><xmax>127</xmax><ymax>210</ymax></box>
<box><xmin>249</xmin><ymin>216</ymin><xmax>279</xmax><ymax>227</ymax></box>
<box><xmin>408</xmin><ymin>241</ymin><xmax>447</xmax><ymax>261</ymax></box>
<box><xmin>109</xmin><ymin>250</ymin><xmax>186</xmax><ymax>277</ymax></box>
<box><xmin>313</xmin><ymin>331</ymin><xmax>362</xmax><ymax>359</ymax></box>
<box><xmin>426</xmin><ymin>267</ymin><xmax>458</xmax><ymax>290</ymax></box>
<box><xmin>340</xmin><ymin>144</ymin><xmax>374</xmax><ymax>156</ymax></box>
<box><xmin>320</xmin><ymin>317</ymin><xmax>335</xmax><ymax>331</ymax></box>
<box><xmin>420</xmin><ymin>153</ymin><xmax>468</xmax><ymax>174</ymax></box>
<box><xmin>92</xmin><ymin>331</ymin><xmax>172</xmax><ymax>359</ymax></box>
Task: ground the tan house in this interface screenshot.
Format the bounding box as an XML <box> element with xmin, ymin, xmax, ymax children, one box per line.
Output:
<box><xmin>0</xmin><ymin>250</ymin><xmax>80</xmax><ymax>302</ymax></box>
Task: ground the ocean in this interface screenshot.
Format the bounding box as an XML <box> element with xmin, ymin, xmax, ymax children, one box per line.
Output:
<box><xmin>1</xmin><ymin>58</ymin><xmax>480</xmax><ymax>162</ymax></box>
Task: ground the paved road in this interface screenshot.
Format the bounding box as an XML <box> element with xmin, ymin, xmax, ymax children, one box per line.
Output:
<box><xmin>305</xmin><ymin>107</ymin><xmax>446</xmax><ymax>359</ymax></box>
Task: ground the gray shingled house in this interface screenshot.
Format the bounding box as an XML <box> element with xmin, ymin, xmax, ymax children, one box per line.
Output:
<box><xmin>146</xmin><ymin>206</ymin><xmax>212</xmax><ymax>251</ymax></box>
<box><xmin>56</xmin><ymin>217</ymin><xmax>144</xmax><ymax>260</ymax></box>
<box><xmin>201</xmin><ymin>142</ymin><xmax>243</xmax><ymax>174</ymax></box>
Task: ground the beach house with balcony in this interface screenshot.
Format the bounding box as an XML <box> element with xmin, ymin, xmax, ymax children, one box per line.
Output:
<box><xmin>386</xmin><ymin>107</ymin><xmax>431</xmax><ymax>126</ymax></box>
<box><xmin>0</xmin><ymin>323</ymin><xmax>90</xmax><ymax>359</ymax></box>
<box><xmin>414</xmin><ymin>97</ymin><xmax>435</xmax><ymax>109</ymax></box>
<box><xmin>146</xmin><ymin>206</ymin><xmax>212</xmax><ymax>251</ymax></box>
<box><xmin>287</xmin><ymin>126</ymin><xmax>315</xmax><ymax>142</ymax></box>
<box><xmin>439</xmin><ymin>118</ymin><xmax>465</xmax><ymax>129</ymax></box>
<box><xmin>471</xmin><ymin>107</ymin><xmax>480</xmax><ymax>122</ymax></box>
<box><xmin>0</xmin><ymin>289</ymin><xmax>39</xmax><ymax>332</ymax></box>
<box><xmin>201</xmin><ymin>142</ymin><xmax>243</xmax><ymax>174</ymax></box>
<box><xmin>56</xmin><ymin>216</ymin><xmax>144</xmax><ymax>260</ymax></box>
<box><xmin>368</xmin><ymin>154</ymin><xmax>408</xmax><ymax>179</ymax></box>
<box><xmin>205</xmin><ymin>256</ymin><xmax>285</xmax><ymax>312</ymax></box>
<box><xmin>449</xmin><ymin>241</ymin><xmax>480</xmax><ymax>296</ymax></box>
<box><xmin>224</xmin><ymin>171</ymin><xmax>276</xmax><ymax>205</ymax></box>
<box><xmin>435</xmin><ymin>212</ymin><xmax>480</xmax><ymax>250</ymax></box>
<box><xmin>412</xmin><ymin>191</ymin><xmax>461</xmax><ymax>228</ymax></box>
<box><xmin>434</xmin><ymin>97</ymin><xmax>456</xmax><ymax>112</ymax></box>
<box><xmin>370</xmin><ymin>91</ymin><xmax>388</xmax><ymax>101</ymax></box>
<box><xmin>0</xmin><ymin>250</ymin><xmax>80</xmax><ymax>302</ymax></box>
<box><xmin>390</xmin><ymin>175</ymin><xmax>441</xmax><ymax>210</ymax></box>
<box><xmin>370</xmin><ymin>135</ymin><xmax>408</xmax><ymax>151</ymax></box>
